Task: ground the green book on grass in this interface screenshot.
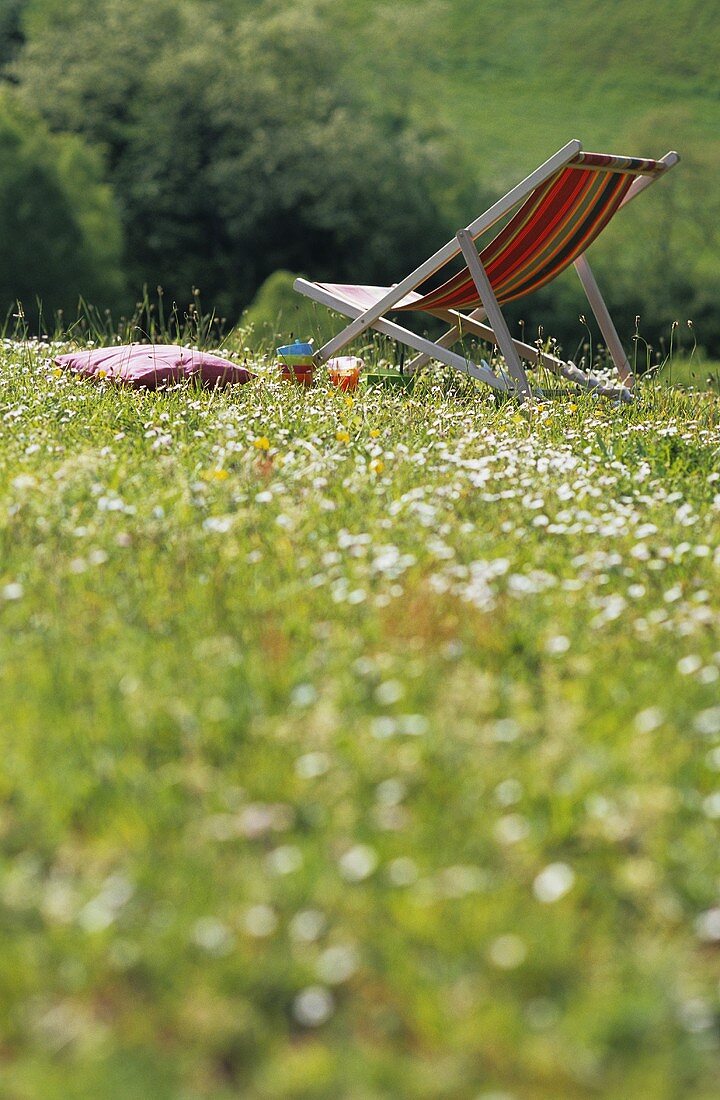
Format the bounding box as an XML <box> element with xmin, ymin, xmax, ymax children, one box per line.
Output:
<box><xmin>363</xmin><ymin>369</ymin><xmax>416</xmax><ymax>390</ymax></box>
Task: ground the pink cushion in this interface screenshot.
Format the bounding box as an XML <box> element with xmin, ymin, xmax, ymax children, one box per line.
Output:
<box><xmin>54</xmin><ymin>344</ymin><xmax>253</xmax><ymax>389</ymax></box>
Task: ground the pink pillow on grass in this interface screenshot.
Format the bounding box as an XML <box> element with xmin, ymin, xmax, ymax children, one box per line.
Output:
<box><xmin>54</xmin><ymin>344</ymin><xmax>253</xmax><ymax>389</ymax></box>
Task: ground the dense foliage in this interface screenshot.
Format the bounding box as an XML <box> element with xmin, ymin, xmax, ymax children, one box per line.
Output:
<box><xmin>0</xmin><ymin>0</ymin><xmax>25</xmax><ymax>69</ymax></box>
<box><xmin>8</xmin><ymin>0</ymin><xmax>471</xmax><ymax>320</ymax></box>
<box><xmin>0</xmin><ymin>91</ymin><xmax>124</xmax><ymax>321</ymax></box>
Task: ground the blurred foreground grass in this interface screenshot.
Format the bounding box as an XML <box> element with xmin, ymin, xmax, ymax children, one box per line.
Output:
<box><xmin>1</xmin><ymin>342</ymin><xmax>720</xmax><ymax>1098</ymax></box>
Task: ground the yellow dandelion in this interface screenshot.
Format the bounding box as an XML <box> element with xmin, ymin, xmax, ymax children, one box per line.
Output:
<box><xmin>369</xmin><ymin>428</ymin><xmax>380</xmax><ymax>438</ymax></box>
<box><xmin>344</xmin><ymin>395</ymin><xmax>354</xmax><ymax>408</ymax></box>
<box><xmin>336</xmin><ymin>430</ymin><xmax>350</xmax><ymax>443</ymax></box>
<box><xmin>253</xmin><ymin>436</ymin><xmax>271</xmax><ymax>451</ymax></box>
<box><xmin>370</xmin><ymin>458</ymin><xmax>385</xmax><ymax>474</ymax></box>
<box><xmin>204</xmin><ymin>468</ymin><xmax>230</xmax><ymax>480</ymax></box>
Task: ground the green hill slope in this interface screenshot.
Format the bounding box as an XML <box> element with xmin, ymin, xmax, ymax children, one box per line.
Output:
<box><xmin>326</xmin><ymin>0</ymin><xmax>720</xmax><ymax>356</ymax></box>
<box><xmin>346</xmin><ymin>0</ymin><xmax>719</xmax><ymax>169</ymax></box>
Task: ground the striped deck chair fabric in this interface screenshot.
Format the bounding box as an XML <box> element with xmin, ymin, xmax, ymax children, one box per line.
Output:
<box><xmin>409</xmin><ymin>154</ymin><xmax>663</xmax><ymax>313</ymax></box>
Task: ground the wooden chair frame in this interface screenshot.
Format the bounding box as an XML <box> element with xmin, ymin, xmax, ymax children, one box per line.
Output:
<box><xmin>294</xmin><ymin>140</ymin><xmax>679</xmax><ymax>401</ymax></box>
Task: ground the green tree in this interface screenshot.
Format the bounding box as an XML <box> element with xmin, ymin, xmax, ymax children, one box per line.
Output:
<box><xmin>14</xmin><ymin>0</ymin><xmax>475</xmax><ymax>318</ymax></box>
<box><xmin>0</xmin><ymin>91</ymin><xmax>125</xmax><ymax>320</ymax></box>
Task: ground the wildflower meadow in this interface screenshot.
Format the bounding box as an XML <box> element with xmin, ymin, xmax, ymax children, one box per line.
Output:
<box><xmin>1</xmin><ymin>337</ymin><xmax>720</xmax><ymax>1098</ymax></box>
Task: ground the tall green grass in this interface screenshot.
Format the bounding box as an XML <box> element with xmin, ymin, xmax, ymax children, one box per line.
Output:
<box><xmin>0</xmin><ymin>334</ymin><xmax>719</xmax><ymax>1097</ymax></box>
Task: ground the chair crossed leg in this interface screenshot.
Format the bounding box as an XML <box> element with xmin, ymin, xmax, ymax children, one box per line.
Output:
<box><xmin>406</xmin><ymin>232</ymin><xmax>634</xmax><ymax>402</ymax></box>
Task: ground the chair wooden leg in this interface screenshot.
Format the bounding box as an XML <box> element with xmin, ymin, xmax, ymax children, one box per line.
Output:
<box><xmin>574</xmin><ymin>255</ymin><xmax>634</xmax><ymax>386</ymax></box>
<box><xmin>455</xmin><ymin>229</ymin><xmax>533</xmax><ymax>400</ymax></box>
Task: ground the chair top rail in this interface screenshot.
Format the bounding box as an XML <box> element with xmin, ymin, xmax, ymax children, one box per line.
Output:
<box><xmin>619</xmin><ymin>150</ymin><xmax>680</xmax><ymax>207</ymax></box>
<box><xmin>569</xmin><ymin>150</ymin><xmax>675</xmax><ymax>175</ymax></box>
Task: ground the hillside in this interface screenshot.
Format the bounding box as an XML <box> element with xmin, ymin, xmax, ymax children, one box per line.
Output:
<box><xmin>345</xmin><ymin>0</ymin><xmax>719</xmax><ymax>173</ymax></box>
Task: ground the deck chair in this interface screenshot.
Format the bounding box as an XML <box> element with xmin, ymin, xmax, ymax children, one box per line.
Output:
<box><xmin>295</xmin><ymin>140</ymin><xmax>679</xmax><ymax>401</ymax></box>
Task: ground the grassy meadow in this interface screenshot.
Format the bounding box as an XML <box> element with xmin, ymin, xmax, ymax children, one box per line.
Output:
<box><xmin>1</xmin><ymin>336</ymin><xmax>720</xmax><ymax>1097</ymax></box>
